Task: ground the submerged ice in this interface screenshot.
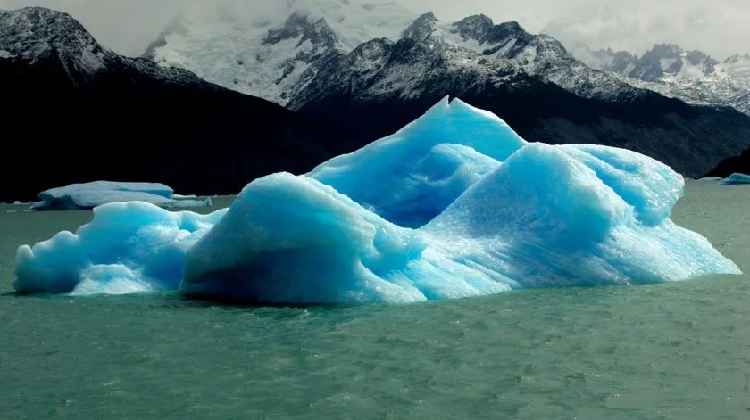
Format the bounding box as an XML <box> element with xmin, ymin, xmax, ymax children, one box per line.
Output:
<box><xmin>13</xmin><ymin>97</ymin><xmax>743</xmax><ymax>303</ymax></box>
<box><xmin>721</xmin><ymin>173</ymin><xmax>750</xmax><ymax>185</ymax></box>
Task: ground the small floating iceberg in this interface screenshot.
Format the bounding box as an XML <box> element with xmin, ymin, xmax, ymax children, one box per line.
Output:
<box><xmin>30</xmin><ymin>181</ymin><xmax>212</xmax><ymax>210</ymax></box>
<box><xmin>720</xmin><ymin>173</ymin><xmax>750</xmax><ymax>185</ymax></box>
<box><xmin>13</xmin><ymin>98</ymin><xmax>742</xmax><ymax>304</ymax></box>
<box><xmin>14</xmin><ymin>203</ymin><xmax>227</xmax><ymax>294</ymax></box>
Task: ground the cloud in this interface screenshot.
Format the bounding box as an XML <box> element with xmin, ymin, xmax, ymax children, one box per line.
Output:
<box><xmin>1</xmin><ymin>0</ymin><xmax>748</xmax><ymax>58</ymax></box>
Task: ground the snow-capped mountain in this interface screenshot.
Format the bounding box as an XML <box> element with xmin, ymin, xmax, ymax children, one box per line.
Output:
<box><xmin>147</xmin><ymin>6</ymin><xmax>646</xmax><ymax>105</ymax></box>
<box><xmin>144</xmin><ymin>0</ymin><xmax>417</xmax><ymax>105</ymax></box>
<box><xmin>285</xmin><ymin>11</ymin><xmax>646</xmax><ymax>107</ymax></box>
<box><xmin>0</xmin><ymin>6</ymin><xmax>107</xmax><ymax>73</ymax></box>
<box><xmin>395</xmin><ymin>12</ymin><xmax>645</xmax><ymax>101</ymax></box>
<box><xmin>0</xmin><ymin>6</ymin><xmax>214</xmax><ymax>88</ymax></box>
<box><xmin>4</xmin><ymin>4</ymin><xmax>747</xmax><ymax>185</ymax></box>
<box><xmin>142</xmin><ymin>4</ymin><xmax>750</xmax><ymax>177</ymax></box>
<box><xmin>575</xmin><ymin>44</ymin><xmax>719</xmax><ymax>81</ymax></box>
<box><xmin>0</xmin><ymin>6</ymin><xmax>346</xmax><ymax>202</ymax></box>
<box><xmin>287</xmin><ymin>14</ymin><xmax>750</xmax><ymax>177</ymax></box>
<box><xmin>572</xmin><ymin>44</ymin><xmax>750</xmax><ymax>115</ymax></box>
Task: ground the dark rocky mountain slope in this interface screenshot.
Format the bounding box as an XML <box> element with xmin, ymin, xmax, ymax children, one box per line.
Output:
<box><xmin>705</xmin><ymin>148</ymin><xmax>750</xmax><ymax>177</ymax></box>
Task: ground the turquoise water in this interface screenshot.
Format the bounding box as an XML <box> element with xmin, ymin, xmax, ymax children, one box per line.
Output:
<box><xmin>1</xmin><ymin>182</ymin><xmax>748</xmax><ymax>419</ymax></box>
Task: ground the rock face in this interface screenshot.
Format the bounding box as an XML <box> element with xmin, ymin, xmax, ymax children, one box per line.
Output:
<box><xmin>0</xmin><ymin>7</ymin><xmax>350</xmax><ymax>202</ymax></box>
<box><xmin>145</xmin><ymin>6</ymin><xmax>750</xmax><ymax>177</ymax></box>
<box><xmin>705</xmin><ymin>149</ymin><xmax>750</xmax><ymax>178</ymax></box>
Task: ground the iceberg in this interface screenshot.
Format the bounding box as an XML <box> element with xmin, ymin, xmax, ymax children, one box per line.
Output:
<box><xmin>12</xmin><ymin>98</ymin><xmax>743</xmax><ymax>303</ymax></box>
<box><xmin>720</xmin><ymin>173</ymin><xmax>750</xmax><ymax>185</ymax></box>
<box><xmin>30</xmin><ymin>181</ymin><xmax>212</xmax><ymax>210</ymax></box>
<box><xmin>14</xmin><ymin>202</ymin><xmax>226</xmax><ymax>294</ymax></box>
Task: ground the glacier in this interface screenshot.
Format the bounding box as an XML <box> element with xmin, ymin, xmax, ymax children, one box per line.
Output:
<box><xmin>720</xmin><ymin>173</ymin><xmax>750</xmax><ymax>185</ymax></box>
<box><xmin>13</xmin><ymin>98</ymin><xmax>742</xmax><ymax>303</ymax></box>
<box><xmin>30</xmin><ymin>181</ymin><xmax>212</xmax><ymax>211</ymax></box>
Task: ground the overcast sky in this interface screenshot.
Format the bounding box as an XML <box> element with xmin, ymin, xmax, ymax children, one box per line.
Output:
<box><xmin>1</xmin><ymin>0</ymin><xmax>748</xmax><ymax>59</ymax></box>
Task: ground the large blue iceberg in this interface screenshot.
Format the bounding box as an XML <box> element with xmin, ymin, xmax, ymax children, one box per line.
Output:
<box><xmin>13</xmin><ymin>98</ymin><xmax>742</xmax><ymax>303</ymax></box>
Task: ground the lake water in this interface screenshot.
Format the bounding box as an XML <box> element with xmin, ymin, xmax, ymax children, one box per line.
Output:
<box><xmin>1</xmin><ymin>182</ymin><xmax>748</xmax><ymax>419</ymax></box>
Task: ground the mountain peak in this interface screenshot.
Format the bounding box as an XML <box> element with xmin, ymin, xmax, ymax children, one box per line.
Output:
<box><xmin>685</xmin><ymin>49</ymin><xmax>717</xmax><ymax>66</ymax></box>
<box><xmin>451</xmin><ymin>14</ymin><xmax>495</xmax><ymax>41</ymax></box>
<box><xmin>450</xmin><ymin>15</ymin><xmax>530</xmax><ymax>48</ymax></box>
<box><xmin>3</xmin><ymin>5</ymin><xmax>71</xmax><ymax>21</ymax></box>
<box><xmin>401</xmin><ymin>12</ymin><xmax>438</xmax><ymax>40</ymax></box>
<box><xmin>627</xmin><ymin>43</ymin><xmax>719</xmax><ymax>80</ymax></box>
<box><xmin>262</xmin><ymin>12</ymin><xmax>339</xmax><ymax>47</ymax></box>
<box><xmin>0</xmin><ymin>7</ymin><xmax>100</xmax><ymax>58</ymax></box>
<box><xmin>0</xmin><ymin>6</ymin><xmax>109</xmax><ymax>76</ymax></box>
<box><xmin>724</xmin><ymin>54</ymin><xmax>750</xmax><ymax>64</ymax></box>
<box><xmin>648</xmin><ymin>43</ymin><xmax>683</xmax><ymax>56</ymax></box>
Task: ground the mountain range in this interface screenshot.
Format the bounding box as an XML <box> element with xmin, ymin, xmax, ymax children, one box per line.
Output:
<box><xmin>144</xmin><ymin>1</ymin><xmax>750</xmax><ymax>120</ymax></box>
<box><xmin>571</xmin><ymin>44</ymin><xmax>750</xmax><ymax>116</ymax></box>
<box><xmin>1</xmin><ymin>3</ymin><xmax>748</xmax><ymax>202</ymax></box>
<box><xmin>145</xmin><ymin>1</ymin><xmax>749</xmax><ymax>177</ymax></box>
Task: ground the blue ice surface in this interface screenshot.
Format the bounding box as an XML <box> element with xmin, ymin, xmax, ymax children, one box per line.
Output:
<box><xmin>12</xmin><ymin>97</ymin><xmax>743</xmax><ymax>303</ymax></box>
<box><xmin>720</xmin><ymin>173</ymin><xmax>750</xmax><ymax>185</ymax></box>
<box><xmin>307</xmin><ymin>97</ymin><xmax>524</xmax><ymax>228</ymax></box>
<box><xmin>30</xmin><ymin>181</ymin><xmax>211</xmax><ymax>210</ymax></box>
<box><xmin>14</xmin><ymin>202</ymin><xmax>227</xmax><ymax>294</ymax></box>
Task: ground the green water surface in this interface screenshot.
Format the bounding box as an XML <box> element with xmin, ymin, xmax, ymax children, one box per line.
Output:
<box><xmin>0</xmin><ymin>183</ymin><xmax>748</xmax><ymax>419</ymax></box>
